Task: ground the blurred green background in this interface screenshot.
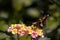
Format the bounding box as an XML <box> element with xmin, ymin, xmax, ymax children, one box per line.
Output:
<box><xmin>0</xmin><ymin>0</ymin><xmax>60</xmax><ymax>40</ymax></box>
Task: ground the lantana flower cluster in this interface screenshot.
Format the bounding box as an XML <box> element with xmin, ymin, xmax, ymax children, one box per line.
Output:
<box><xmin>8</xmin><ymin>24</ymin><xmax>44</xmax><ymax>38</ymax></box>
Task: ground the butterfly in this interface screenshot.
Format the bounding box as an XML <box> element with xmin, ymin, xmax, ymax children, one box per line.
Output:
<box><xmin>32</xmin><ymin>15</ymin><xmax>49</xmax><ymax>29</ymax></box>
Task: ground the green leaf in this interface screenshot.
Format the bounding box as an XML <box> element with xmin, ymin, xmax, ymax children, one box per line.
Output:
<box><xmin>49</xmin><ymin>4</ymin><xmax>57</xmax><ymax>10</ymax></box>
<box><xmin>38</xmin><ymin>37</ymin><xmax>50</xmax><ymax>40</ymax></box>
<box><xmin>5</xmin><ymin>36</ymin><xmax>11</xmax><ymax>40</ymax></box>
<box><xmin>0</xmin><ymin>33</ymin><xmax>9</xmax><ymax>39</ymax></box>
<box><xmin>0</xmin><ymin>21</ymin><xmax>8</xmax><ymax>31</ymax></box>
<box><xmin>45</xmin><ymin>17</ymin><xmax>59</xmax><ymax>32</ymax></box>
<box><xmin>19</xmin><ymin>35</ymin><xmax>31</xmax><ymax>40</ymax></box>
<box><xmin>12</xmin><ymin>0</ymin><xmax>23</xmax><ymax>11</ymax></box>
<box><xmin>52</xmin><ymin>12</ymin><xmax>60</xmax><ymax>20</ymax></box>
<box><xmin>22</xmin><ymin>0</ymin><xmax>33</xmax><ymax>6</ymax></box>
<box><xmin>27</xmin><ymin>8</ymin><xmax>40</xmax><ymax>18</ymax></box>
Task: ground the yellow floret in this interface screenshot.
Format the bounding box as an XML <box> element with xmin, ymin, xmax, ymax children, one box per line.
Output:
<box><xmin>28</xmin><ymin>29</ymin><xmax>33</xmax><ymax>34</ymax></box>
<box><xmin>20</xmin><ymin>24</ymin><xmax>25</xmax><ymax>27</ymax></box>
<box><xmin>37</xmin><ymin>29</ymin><xmax>43</xmax><ymax>36</ymax></box>
<box><xmin>12</xmin><ymin>29</ymin><xmax>17</xmax><ymax>34</ymax></box>
<box><xmin>20</xmin><ymin>27</ymin><xmax>26</xmax><ymax>30</ymax></box>
<box><xmin>11</xmin><ymin>24</ymin><xmax>16</xmax><ymax>27</ymax></box>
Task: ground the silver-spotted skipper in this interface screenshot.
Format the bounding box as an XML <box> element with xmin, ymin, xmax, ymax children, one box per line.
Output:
<box><xmin>32</xmin><ymin>15</ymin><xmax>49</xmax><ymax>29</ymax></box>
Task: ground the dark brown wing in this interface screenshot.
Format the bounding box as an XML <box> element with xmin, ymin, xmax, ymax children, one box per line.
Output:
<box><xmin>32</xmin><ymin>15</ymin><xmax>49</xmax><ymax>29</ymax></box>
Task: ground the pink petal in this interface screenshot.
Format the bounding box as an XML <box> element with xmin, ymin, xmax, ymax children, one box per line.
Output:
<box><xmin>18</xmin><ymin>30</ymin><xmax>25</xmax><ymax>36</ymax></box>
<box><xmin>31</xmin><ymin>31</ymin><xmax>38</xmax><ymax>38</ymax></box>
<box><xmin>8</xmin><ymin>27</ymin><xmax>13</xmax><ymax>32</ymax></box>
<box><xmin>41</xmin><ymin>35</ymin><xmax>44</xmax><ymax>38</ymax></box>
